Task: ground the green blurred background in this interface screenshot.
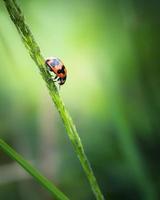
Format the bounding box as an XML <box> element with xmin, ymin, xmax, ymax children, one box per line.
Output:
<box><xmin>0</xmin><ymin>0</ymin><xmax>159</xmax><ymax>199</ymax></box>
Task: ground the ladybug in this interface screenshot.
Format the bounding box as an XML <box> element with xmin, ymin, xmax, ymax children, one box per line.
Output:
<box><xmin>45</xmin><ymin>57</ymin><xmax>67</xmax><ymax>85</ymax></box>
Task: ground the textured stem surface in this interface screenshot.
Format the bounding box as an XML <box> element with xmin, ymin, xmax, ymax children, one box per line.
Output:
<box><xmin>3</xmin><ymin>0</ymin><xmax>105</xmax><ymax>199</ymax></box>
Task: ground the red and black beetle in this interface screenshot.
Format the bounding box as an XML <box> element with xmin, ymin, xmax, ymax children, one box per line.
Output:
<box><xmin>45</xmin><ymin>57</ymin><xmax>67</xmax><ymax>85</ymax></box>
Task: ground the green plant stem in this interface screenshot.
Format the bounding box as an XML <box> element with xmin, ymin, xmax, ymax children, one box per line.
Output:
<box><xmin>3</xmin><ymin>0</ymin><xmax>105</xmax><ymax>199</ymax></box>
<box><xmin>0</xmin><ymin>139</ymin><xmax>69</xmax><ymax>200</ymax></box>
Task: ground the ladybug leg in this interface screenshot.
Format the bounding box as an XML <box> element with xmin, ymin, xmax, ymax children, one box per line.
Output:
<box><xmin>53</xmin><ymin>75</ymin><xmax>58</xmax><ymax>80</ymax></box>
<box><xmin>54</xmin><ymin>77</ymin><xmax>61</xmax><ymax>90</ymax></box>
<box><xmin>47</xmin><ymin>75</ymin><xmax>57</xmax><ymax>82</ymax></box>
<box><xmin>57</xmin><ymin>77</ymin><xmax>61</xmax><ymax>84</ymax></box>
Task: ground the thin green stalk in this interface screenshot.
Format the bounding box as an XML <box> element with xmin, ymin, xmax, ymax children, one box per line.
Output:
<box><xmin>3</xmin><ymin>0</ymin><xmax>106</xmax><ymax>199</ymax></box>
<box><xmin>0</xmin><ymin>139</ymin><xmax>69</xmax><ymax>200</ymax></box>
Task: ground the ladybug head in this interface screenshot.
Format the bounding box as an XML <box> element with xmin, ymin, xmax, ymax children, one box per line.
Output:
<box><xmin>45</xmin><ymin>57</ymin><xmax>60</xmax><ymax>67</ymax></box>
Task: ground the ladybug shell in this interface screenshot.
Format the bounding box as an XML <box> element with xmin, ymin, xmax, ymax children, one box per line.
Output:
<box><xmin>45</xmin><ymin>57</ymin><xmax>67</xmax><ymax>85</ymax></box>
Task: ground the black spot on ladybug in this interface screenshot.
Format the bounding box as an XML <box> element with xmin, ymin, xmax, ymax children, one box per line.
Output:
<box><xmin>57</xmin><ymin>66</ymin><xmax>65</xmax><ymax>74</ymax></box>
<box><xmin>61</xmin><ymin>66</ymin><xmax>65</xmax><ymax>74</ymax></box>
<box><xmin>57</xmin><ymin>69</ymin><xmax>61</xmax><ymax>74</ymax></box>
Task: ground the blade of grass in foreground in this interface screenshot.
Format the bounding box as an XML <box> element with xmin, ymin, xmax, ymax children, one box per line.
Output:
<box><xmin>0</xmin><ymin>139</ymin><xmax>70</xmax><ymax>200</ymax></box>
<box><xmin>3</xmin><ymin>0</ymin><xmax>106</xmax><ymax>199</ymax></box>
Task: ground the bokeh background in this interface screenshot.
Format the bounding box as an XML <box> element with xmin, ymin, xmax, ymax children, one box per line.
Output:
<box><xmin>0</xmin><ymin>0</ymin><xmax>160</xmax><ymax>199</ymax></box>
